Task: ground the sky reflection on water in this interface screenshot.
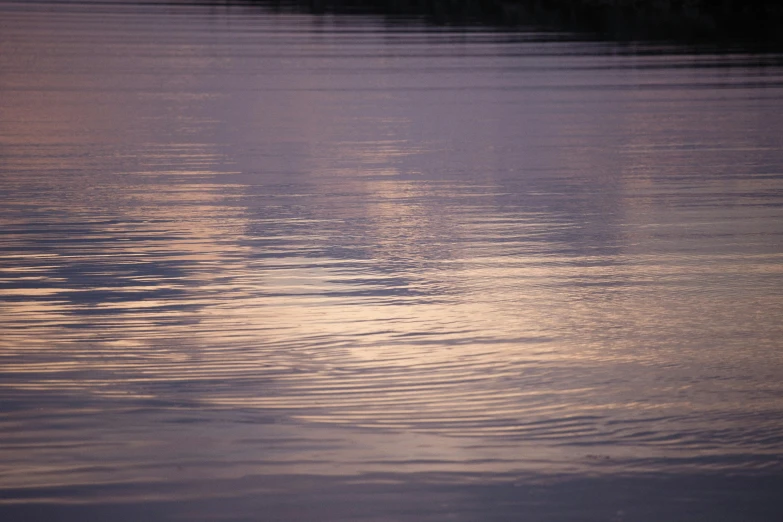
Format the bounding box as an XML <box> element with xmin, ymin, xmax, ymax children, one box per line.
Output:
<box><xmin>1</xmin><ymin>1</ymin><xmax>783</xmax><ymax>520</ymax></box>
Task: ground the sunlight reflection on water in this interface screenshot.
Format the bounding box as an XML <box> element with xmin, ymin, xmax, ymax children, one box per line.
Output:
<box><xmin>1</xmin><ymin>1</ymin><xmax>783</xmax><ymax>520</ymax></box>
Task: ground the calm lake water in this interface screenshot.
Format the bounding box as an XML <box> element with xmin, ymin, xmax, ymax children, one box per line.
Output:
<box><xmin>1</xmin><ymin>1</ymin><xmax>783</xmax><ymax>520</ymax></box>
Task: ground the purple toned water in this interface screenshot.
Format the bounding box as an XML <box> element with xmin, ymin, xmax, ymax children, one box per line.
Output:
<box><xmin>1</xmin><ymin>2</ymin><xmax>783</xmax><ymax>520</ymax></box>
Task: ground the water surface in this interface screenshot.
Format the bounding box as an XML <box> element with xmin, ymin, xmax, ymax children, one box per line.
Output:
<box><xmin>1</xmin><ymin>1</ymin><xmax>783</xmax><ymax>520</ymax></box>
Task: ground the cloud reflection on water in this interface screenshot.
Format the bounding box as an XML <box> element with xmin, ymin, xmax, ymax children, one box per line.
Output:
<box><xmin>1</xmin><ymin>1</ymin><xmax>783</xmax><ymax>518</ymax></box>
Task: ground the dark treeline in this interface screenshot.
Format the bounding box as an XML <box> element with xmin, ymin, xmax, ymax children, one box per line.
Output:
<box><xmin>250</xmin><ymin>0</ymin><xmax>782</xmax><ymax>41</ymax></box>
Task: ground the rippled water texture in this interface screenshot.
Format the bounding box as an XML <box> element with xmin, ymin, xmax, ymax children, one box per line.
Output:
<box><xmin>1</xmin><ymin>1</ymin><xmax>783</xmax><ymax>520</ymax></box>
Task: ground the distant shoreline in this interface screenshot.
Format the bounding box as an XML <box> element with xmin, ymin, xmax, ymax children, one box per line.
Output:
<box><xmin>254</xmin><ymin>0</ymin><xmax>782</xmax><ymax>42</ymax></box>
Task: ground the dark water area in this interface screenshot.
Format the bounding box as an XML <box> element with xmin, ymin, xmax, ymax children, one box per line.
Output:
<box><xmin>1</xmin><ymin>1</ymin><xmax>783</xmax><ymax>520</ymax></box>
<box><xmin>257</xmin><ymin>0</ymin><xmax>783</xmax><ymax>42</ymax></box>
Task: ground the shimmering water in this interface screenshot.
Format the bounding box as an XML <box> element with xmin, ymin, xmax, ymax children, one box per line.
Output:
<box><xmin>1</xmin><ymin>1</ymin><xmax>783</xmax><ymax>520</ymax></box>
